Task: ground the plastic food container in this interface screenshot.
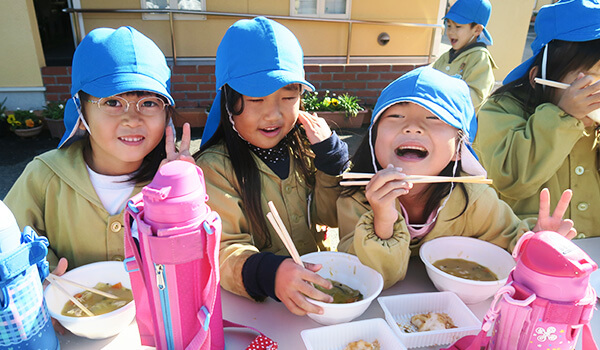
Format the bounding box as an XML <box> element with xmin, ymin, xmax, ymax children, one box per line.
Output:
<box><xmin>377</xmin><ymin>292</ymin><xmax>481</xmax><ymax>348</ymax></box>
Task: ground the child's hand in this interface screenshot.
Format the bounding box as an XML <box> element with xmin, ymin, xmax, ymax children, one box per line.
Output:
<box><xmin>297</xmin><ymin>111</ymin><xmax>332</xmax><ymax>145</ymax></box>
<box><xmin>160</xmin><ymin>123</ymin><xmax>194</xmax><ymax>167</ymax></box>
<box><xmin>366</xmin><ymin>164</ymin><xmax>413</xmax><ymax>240</ymax></box>
<box><xmin>47</xmin><ymin>258</ymin><xmax>69</xmax><ymax>335</ymax></box>
<box><xmin>557</xmin><ymin>73</ymin><xmax>600</xmax><ymax>126</ymax></box>
<box><xmin>533</xmin><ymin>188</ymin><xmax>577</xmax><ymax>239</ymax></box>
<box><xmin>274</xmin><ymin>259</ymin><xmax>333</xmax><ymax>316</ymax></box>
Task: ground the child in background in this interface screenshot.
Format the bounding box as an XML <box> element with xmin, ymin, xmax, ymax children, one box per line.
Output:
<box><xmin>4</xmin><ymin>26</ymin><xmax>185</xmax><ymax>270</ymax></box>
<box><xmin>475</xmin><ymin>0</ymin><xmax>600</xmax><ymax>238</ymax></box>
<box><xmin>432</xmin><ymin>0</ymin><xmax>497</xmax><ymax>112</ymax></box>
<box><xmin>337</xmin><ymin>67</ymin><xmax>575</xmax><ymax>289</ymax></box>
<box><xmin>194</xmin><ymin>17</ymin><xmax>348</xmax><ymax>315</ymax></box>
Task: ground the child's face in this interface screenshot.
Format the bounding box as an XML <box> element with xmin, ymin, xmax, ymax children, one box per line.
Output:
<box><xmin>81</xmin><ymin>92</ymin><xmax>167</xmax><ymax>175</ymax></box>
<box><xmin>445</xmin><ymin>19</ymin><xmax>481</xmax><ymax>51</ymax></box>
<box><xmin>232</xmin><ymin>84</ymin><xmax>301</xmax><ymax>149</ymax></box>
<box><xmin>374</xmin><ymin>102</ymin><xmax>460</xmax><ymax>176</ymax></box>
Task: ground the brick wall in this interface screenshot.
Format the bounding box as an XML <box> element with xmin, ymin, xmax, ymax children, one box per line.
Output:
<box><xmin>41</xmin><ymin>63</ymin><xmax>418</xmax><ymax>124</ymax></box>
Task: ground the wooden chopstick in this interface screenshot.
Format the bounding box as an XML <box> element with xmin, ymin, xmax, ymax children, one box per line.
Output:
<box><xmin>46</xmin><ymin>275</ymin><xmax>95</xmax><ymax>317</ymax></box>
<box><xmin>48</xmin><ymin>273</ymin><xmax>119</xmax><ymax>299</ymax></box>
<box><xmin>534</xmin><ymin>78</ymin><xmax>569</xmax><ymax>90</ymax></box>
<box><xmin>266</xmin><ymin>201</ymin><xmax>303</xmax><ymax>266</ymax></box>
<box><xmin>340</xmin><ymin>174</ymin><xmax>492</xmax><ymax>186</ymax></box>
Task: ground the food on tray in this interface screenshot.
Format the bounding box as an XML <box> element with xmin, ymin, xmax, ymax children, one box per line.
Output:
<box><xmin>344</xmin><ymin>339</ymin><xmax>380</xmax><ymax>350</ymax></box>
<box><xmin>410</xmin><ymin>312</ymin><xmax>457</xmax><ymax>332</ymax></box>
<box><xmin>433</xmin><ymin>258</ymin><xmax>498</xmax><ymax>281</ymax></box>
<box><xmin>61</xmin><ymin>282</ymin><xmax>133</xmax><ymax>317</ymax></box>
<box><xmin>314</xmin><ymin>278</ymin><xmax>363</xmax><ymax>303</ymax></box>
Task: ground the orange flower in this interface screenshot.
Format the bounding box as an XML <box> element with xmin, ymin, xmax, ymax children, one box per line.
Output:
<box><xmin>25</xmin><ymin>119</ymin><xmax>35</xmax><ymax>128</ymax></box>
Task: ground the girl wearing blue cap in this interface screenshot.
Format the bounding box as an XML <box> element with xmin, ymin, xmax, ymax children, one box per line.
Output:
<box><xmin>475</xmin><ymin>0</ymin><xmax>600</xmax><ymax>238</ymax></box>
<box><xmin>5</xmin><ymin>26</ymin><xmax>186</xmax><ymax>271</ymax></box>
<box><xmin>432</xmin><ymin>0</ymin><xmax>497</xmax><ymax>112</ymax></box>
<box><xmin>337</xmin><ymin>67</ymin><xmax>575</xmax><ymax>288</ymax></box>
<box><xmin>193</xmin><ymin>17</ymin><xmax>348</xmax><ymax>315</ymax></box>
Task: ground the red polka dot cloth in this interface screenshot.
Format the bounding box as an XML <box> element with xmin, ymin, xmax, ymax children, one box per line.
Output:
<box><xmin>246</xmin><ymin>334</ymin><xmax>278</xmax><ymax>349</ymax></box>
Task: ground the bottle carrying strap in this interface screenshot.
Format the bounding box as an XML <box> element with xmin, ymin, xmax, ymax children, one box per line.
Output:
<box><xmin>187</xmin><ymin>211</ymin><xmax>221</xmax><ymax>350</ymax></box>
<box><xmin>0</xmin><ymin>228</ymin><xmax>49</xmax><ymax>286</ymax></box>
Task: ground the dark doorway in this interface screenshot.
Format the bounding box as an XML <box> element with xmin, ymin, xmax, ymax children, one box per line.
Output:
<box><xmin>34</xmin><ymin>0</ymin><xmax>75</xmax><ymax>66</ymax></box>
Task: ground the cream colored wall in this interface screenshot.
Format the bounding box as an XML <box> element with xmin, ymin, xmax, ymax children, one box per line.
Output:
<box><xmin>0</xmin><ymin>0</ymin><xmax>44</xmax><ymax>87</ymax></box>
<box><xmin>487</xmin><ymin>0</ymin><xmax>535</xmax><ymax>80</ymax></box>
<box><xmin>78</xmin><ymin>0</ymin><xmax>442</xmax><ymax>58</ymax></box>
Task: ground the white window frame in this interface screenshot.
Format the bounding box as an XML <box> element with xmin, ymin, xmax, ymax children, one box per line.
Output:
<box><xmin>141</xmin><ymin>0</ymin><xmax>207</xmax><ymax>21</ymax></box>
<box><xmin>290</xmin><ymin>0</ymin><xmax>351</xmax><ymax>19</ymax></box>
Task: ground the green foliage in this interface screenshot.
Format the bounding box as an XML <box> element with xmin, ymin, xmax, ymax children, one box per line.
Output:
<box><xmin>42</xmin><ymin>101</ymin><xmax>65</xmax><ymax>120</ymax></box>
<box><xmin>7</xmin><ymin>109</ymin><xmax>42</xmax><ymax>130</ymax></box>
<box><xmin>302</xmin><ymin>90</ymin><xmax>364</xmax><ymax>118</ymax></box>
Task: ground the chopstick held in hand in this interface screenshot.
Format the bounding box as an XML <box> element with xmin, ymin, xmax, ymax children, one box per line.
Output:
<box><xmin>340</xmin><ymin>173</ymin><xmax>492</xmax><ymax>186</ymax></box>
<box><xmin>266</xmin><ymin>201</ymin><xmax>303</xmax><ymax>266</ymax></box>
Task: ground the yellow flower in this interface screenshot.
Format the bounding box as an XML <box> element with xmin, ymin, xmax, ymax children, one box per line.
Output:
<box><xmin>25</xmin><ymin>119</ymin><xmax>35</xmax><ymax>128</ymax></box>
<box><xmin>323</xmin><ymin>97</ymin><xmax>331</xmax><ymax>107</ymax></box>
<box><xmin>7</xmin><ymin>114</ymin><xmax>15</xmax><ymax>123</ymax></box>
<box><xmin>331</xmin><ymin>98</ymin><xmax>339</xmax><ymax>106</ymax></box>
<box><xmin>15</xmin><ymin>121</ymin><xmax>22</xmax><ymax>126</ymax></box>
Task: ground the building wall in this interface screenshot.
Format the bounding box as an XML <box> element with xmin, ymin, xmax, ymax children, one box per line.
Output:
<box><xmin>487</xmin><ymin>0</ymin><xmax>536</xmax><ymax>80</ymax></box>
<box><xmin>0</xmin><ymin>0</ymin><xmax>46</xmax><ymax>109</ymax></box>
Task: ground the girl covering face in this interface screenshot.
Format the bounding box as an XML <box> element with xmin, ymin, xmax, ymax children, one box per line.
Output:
<box><xmin>475</xmin><ymin>0</ymin><xmax>600</xmax><ymax>238</ymax></box>
<box><xmin>337</xmin><ymin>67</ymin><xmax>575</xmax><ymax>289</ymax></box>
<box><xmin>193</xmin><ymin>17</ymin><xmax>349</xmax><ymax>316</ymax></box>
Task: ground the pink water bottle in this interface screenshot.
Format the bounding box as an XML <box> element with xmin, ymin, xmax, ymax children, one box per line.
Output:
<box><xmin>442</xmin><ymin>231</ymin><xmax>598</xmax><ymax>350</ymax></box>
<box><xmin>124</xmin><ymin>160</ymin><xmax>224</xmax><ymax>350</ymax></box>
<box><xmin>487</xmin><ymin>231</ymin><xmax>598</xmax><ymax>350</ymax></box>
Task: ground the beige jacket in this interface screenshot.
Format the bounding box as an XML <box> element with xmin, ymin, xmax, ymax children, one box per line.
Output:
<box><xmin>196</xmin><ymin>142</ymin><xmax>341</xmax><ymax>298</ymax></box>
<box><xmin>475</xmin><ymin>91</ymin><xmax>600</xmax><ymax>238</ymax></box>
<box><xmin>432</xmin><ymin>45</ymin><xmax>497</xmax><ymax>112</ymax></box>
<box><xmin>4</xmin><ymin>140</ymin><xmax>145</xmax><ymax>269</ymax></box>
<box><xmin>337</xmin><ymin>183</ymin><xmax>535</xmax><ymax>289</ymax></box>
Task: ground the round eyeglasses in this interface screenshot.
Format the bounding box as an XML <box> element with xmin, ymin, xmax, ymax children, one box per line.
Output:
<box><xmin>86</xmin><ymin>95</ymin><xmax>170</xmax><ymax>116</ymax></box>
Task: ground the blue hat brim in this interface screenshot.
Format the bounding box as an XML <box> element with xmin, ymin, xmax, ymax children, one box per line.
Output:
<box><xmin>503</xmin><ymin>54</ymin><xmax>537</xmax><ymax>85</ymax></box>
<box><xmin>227</xmin><ymin>69</ymin><xmax>314</xmax><ymax>97</ymax></box>
<box><xmin>79</xmin><ymin>72</ymin><xmax>174</xmax><ymax>105</ymax></box>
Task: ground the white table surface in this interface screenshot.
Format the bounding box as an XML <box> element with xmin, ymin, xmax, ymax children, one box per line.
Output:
<box><xmin>57</xmin><ymin>237</ymin><xmax>600</xmax><ymax>349</ymax></box>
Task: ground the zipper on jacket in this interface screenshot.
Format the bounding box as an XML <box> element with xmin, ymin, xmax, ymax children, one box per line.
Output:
<box><xmin>155</xmin><ymin>264</ymin><xmax>175</xmax><ymax>350</ymax></box>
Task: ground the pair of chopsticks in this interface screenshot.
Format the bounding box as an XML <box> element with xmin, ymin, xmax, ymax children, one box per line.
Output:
<box><xmin>266</xmin><ymin>201</ymin><xmax>303</xmax><ymax>266</ymax></box>
<box><xmin>340</xmin><ymin>173</ymin><xmax>493</xmax><ymax>186</ymax></box>
<box><xmin>534</xmin><ymin>78</ymin><xmax>569</xmax><ymax>90</ymax></box>
<box><xmin>45</xmin><ymin>273</ymin><xmax>119</xmax><ymax>317</ymax></box>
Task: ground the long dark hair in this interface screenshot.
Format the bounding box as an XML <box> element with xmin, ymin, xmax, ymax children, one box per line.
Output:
<box><xmin>341</xmin><ymin>116</ymin><xmax>468</xmax><ymax>221</ymax></box>
<box><xmin>79</xmin><ymin>91</ymin><xmax>172</xmax><ymax>184</ymax></box>
<box><xmin>195</xmin><ymin>84</ymin><xmax>316</xmax><ymax>249</ymax></box>
<box><xmin>491</xmin><ymin>38</ymin><xmax>600</xmax><ymax>114</ymax></box>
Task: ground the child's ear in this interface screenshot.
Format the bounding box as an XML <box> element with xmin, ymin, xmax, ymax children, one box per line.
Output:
<box><xmin>451</xmin><ymin>136</ymin><xmax>462</xmax><ymax>161</ymax></box>
<box><xmin>474</xmin><ymin>24</ymin><xmax>484</xmax><ymax>37</ymax></box>
<box><xmin>528</xmin><ymin>66</ymin><xmax>539</xmax><ymax>89</ymax></box>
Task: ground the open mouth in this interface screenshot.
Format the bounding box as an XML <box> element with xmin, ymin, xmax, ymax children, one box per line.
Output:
<box><xmin>260</xmin><ymin>126</ymin><xmax>281</xmax><ymax>136</ymax></box>
<box><xmin>119</xmin><ymin>136</ymin><xmax>144</xmax><ymax>144</ymax></box>
<box><xmin>395</xmin><ymin>145</ymin><xmax>429</xmax><ymax>159</ymax></box>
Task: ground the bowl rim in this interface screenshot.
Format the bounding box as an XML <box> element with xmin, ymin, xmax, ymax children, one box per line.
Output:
<box><xmin>45</xmin><ymin>261</ymin><xmax>134</xmax><ymax>322</ymax></box>
<box><xmin>301</xmin><ymin>251</ymin><xmax>384</xmax><ymax>308</ymax></box>
<box><xmin>419</xmin><ymin>236</ymin><xmax>514</xmax><ymax>286</ymax></box>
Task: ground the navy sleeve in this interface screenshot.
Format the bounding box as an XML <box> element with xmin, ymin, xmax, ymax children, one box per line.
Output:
<box><xmin>311</xmin><ymin>131</ymin><xmax>349</xmax><ymax>175</ymax></box>
<box><xmin>242</xmin><ymin>252</ymin><xmax>288</xmax><ymax>302</ymax></box>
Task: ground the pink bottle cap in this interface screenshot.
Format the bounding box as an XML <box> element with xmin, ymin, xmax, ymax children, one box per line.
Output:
<box><xmin>142</xmin><ymin>160</ymin><xmax>210</xmax><ymax>230</ymax></box>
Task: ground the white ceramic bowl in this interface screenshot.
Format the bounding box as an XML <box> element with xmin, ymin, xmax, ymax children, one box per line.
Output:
<box><xmin>44</xmin><ymin>261</ymin><xmax>136</xmax><ymax>339</ymax></box>
<box><xmin>419</xmin><ymin>236</ymin><xmax>516</xmax><ymax>304</ymax></box>
<box><xmin>301</xmin><ymin>251</ymin><xmax>384</xmax><ymax>325</ymax></box>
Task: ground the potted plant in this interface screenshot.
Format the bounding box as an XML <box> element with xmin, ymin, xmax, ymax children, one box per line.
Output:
<box><xmin>42</xmin><ymin>101</ymin><xmax>66</xmax><ymax>139</ymax></box>
<box><xmin>302</xmin><ymin>90</ymin><xmax>367</xmax><ymax>128</ymax></box>
<box><xmin>7</xmin><ymin>109</ymin><xmax>44</xmax><ymax>138</ymax></box>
